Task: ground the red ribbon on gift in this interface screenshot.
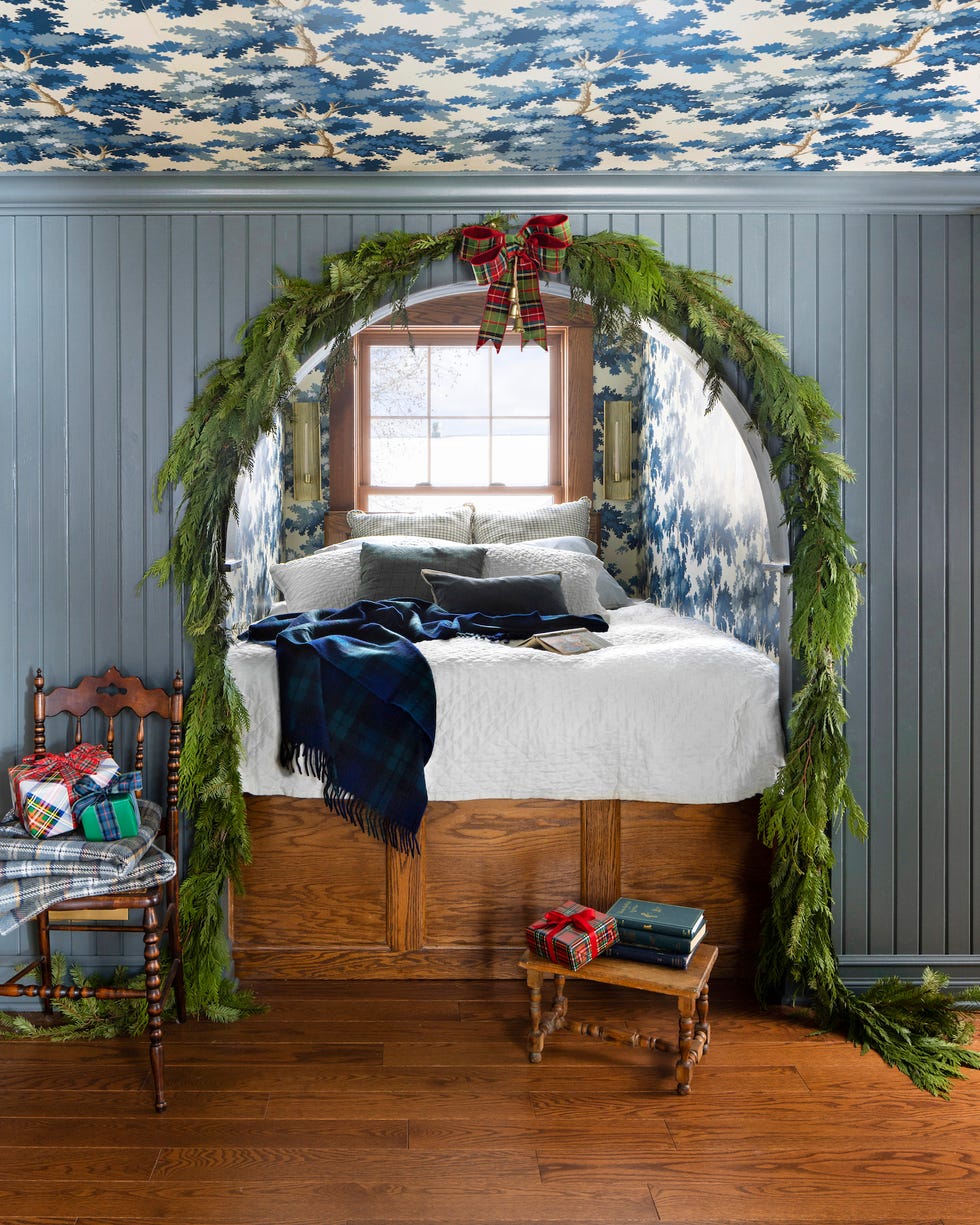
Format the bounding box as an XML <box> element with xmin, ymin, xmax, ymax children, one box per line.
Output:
<box><xmin>458</xmin><ymin>213</ymin><xmax>572</xmax><ymax>352</ymax></box>
<box><xmin>10</xmin><ymin>743</ymin><xmax>114</xmax><ymax>819</ymax></box>
<box><xmin>530</xmin><ymin>906</ymin><xmax>600</xmax><ymax>962</ymax></box>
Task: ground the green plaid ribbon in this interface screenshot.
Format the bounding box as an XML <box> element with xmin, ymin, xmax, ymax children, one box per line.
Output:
<box><xmin>458</xmin><ymin>213</ymin><xmax>572</xmax><ymax>351</ymax></box>
<box><xmin>71</xmin><ymin>769</ymin><xmax>142</xmax><ymax>839</ymax></box>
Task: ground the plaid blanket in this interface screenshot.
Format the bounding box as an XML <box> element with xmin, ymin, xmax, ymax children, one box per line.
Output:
<box><xmin>245</xmin><ymin>598</ymin><xmax>608</xmax><ymax>854</ymax></box>
<box><xmin>0</xmin><ymin>801</ymin><xmax>176</xmax><ymax>936</ymax></box>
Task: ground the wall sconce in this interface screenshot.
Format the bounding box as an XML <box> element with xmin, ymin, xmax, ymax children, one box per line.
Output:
<box><xmin>292</xmin><ymin>400</ymin><xmax>322</xmax><ymax>501</ymax></box>
<box><xmin>603</xmin><ymin>399</ymin><xmax>633</xmax><ymax>501</ymax></box>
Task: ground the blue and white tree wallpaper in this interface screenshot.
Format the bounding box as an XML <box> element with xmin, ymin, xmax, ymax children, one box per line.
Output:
<box><xmin>1</xmin><ymin>0</ymin><xmax>977</xmax><ymax>171</ymax></box>
<box><xmin>226</xmin><ymin>422</ymin><xmax>283</xmax><ymax>632</ymax></box>
<box><xmin>637</xmin><ymin>336</ymin><xmax>779</xmax><ymax>655</ymax></box>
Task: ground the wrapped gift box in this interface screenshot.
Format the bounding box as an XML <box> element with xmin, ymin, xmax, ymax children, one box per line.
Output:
<box><xmin>8</xmin><ymin>744</ymin><xmax>119</xmax><ymax>839</ymax></box>
<box><xmin>74</xmin><ymin>771</ymin><xmax>142</xmax><ymax>841</ymax></box>
<box><xmin>526</xmin><ymin>899</ymin><xmax>618</xmax><ymax>971</ymax></box>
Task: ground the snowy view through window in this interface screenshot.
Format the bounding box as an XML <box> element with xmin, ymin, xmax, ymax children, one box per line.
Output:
<box><xmin>367</xmin><ymin>343</ymin><xmax>554</xmax><ymax>511</ymax></box>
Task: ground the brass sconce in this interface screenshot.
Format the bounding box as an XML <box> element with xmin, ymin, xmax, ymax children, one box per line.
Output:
<box><xmin>603</xmin><ymin>399</ymin><xmax>633</xmax><ymax>501</ymax></box>
<box><xmin>292</xmin><ymin>401</ymin><xmax>322</xmax><ymax>501</ymax></box>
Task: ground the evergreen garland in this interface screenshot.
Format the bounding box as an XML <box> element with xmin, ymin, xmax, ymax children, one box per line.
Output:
<box><xmin>139</xmin><ymin>221</ymin><xmax>976</xmax><ymax>1094</ymax></box>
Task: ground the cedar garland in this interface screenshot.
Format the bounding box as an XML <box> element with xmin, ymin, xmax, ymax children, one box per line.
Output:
<box><xmin>143</xmin><ymin>221</ymin><xmax>978</xmax><ymax>1091</ymax></box>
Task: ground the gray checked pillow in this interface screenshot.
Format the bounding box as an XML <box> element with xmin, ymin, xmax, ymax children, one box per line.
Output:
<box><xmin>471</xmin><ymin>497</ymin><xmax>592</xmax><ymax>545</ymax></box>
<box><xmin>347</xmin><ymin>504</ymin><xmax>473</xmax><ymax>543</ymax></box>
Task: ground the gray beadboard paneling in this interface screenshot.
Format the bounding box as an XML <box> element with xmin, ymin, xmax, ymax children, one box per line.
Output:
<box><xmin>919</xmin><ymin>214</ymin><xmax>949</xmax><ymax>955</ymax></box>
<box><xmin>866</xmin><ymin>214</ymin><xmax>898</xmax><ymax>955</ymax></box>
<box><xmin>1</xmin><ymin>175</ymin><xmax>978</xmax><ymax>985</ymax></box>
<box><xmin>894</xmin><ymin>213</ymin><xmax>922</xmax><ymax>956</ymax></box>
<box><xmin>0</xmin><ymin>217</ymin><xmax>15</xmax><ymax>794</ymax></box>
<box><xmin>840</xmin><ymin>214</ymin><xmax>871</xmax><ymax>953</ymax></box>
<box><xmin>946</xmin><ymin>215</ymin><xmax>974</xmax><ymax>955</ymax></box>
<box><xmin>972</xmin><ymin>216</ymin><xmax>980</xmax><ymax>954</ymax></box>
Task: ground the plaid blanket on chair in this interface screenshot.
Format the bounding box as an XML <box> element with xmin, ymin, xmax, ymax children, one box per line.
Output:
<box><xmin>0</xmin><ymin>801</ymin><xmax>176</xmax><ymax>935</ymax></box>
<box><xmin>245</xmin><ymin>599</ymin><xmax>608</xmax><ymax>855</ymax></box>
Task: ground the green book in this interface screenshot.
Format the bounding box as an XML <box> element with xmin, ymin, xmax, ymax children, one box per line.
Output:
<box><xmin>608</xmin><ymin>896</ymin><xmax>704</xmax><ymax>939</ymax></box>
<box><xmin>615</xmin><ymin>922</ymin><xmax>706</xmax><ymax>955</ymax></box>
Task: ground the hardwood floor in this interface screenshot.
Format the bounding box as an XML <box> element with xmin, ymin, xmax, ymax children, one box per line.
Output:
<box><xmin>2</xmin><ymin>977</ymin><xmax>979</xmax><ymax>1224</ymax></box>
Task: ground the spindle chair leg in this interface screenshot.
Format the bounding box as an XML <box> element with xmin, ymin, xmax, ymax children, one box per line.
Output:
<box><xmin>168</xmin><ymin>893</ymin><xmax>187</xmax><ymax>1024</ymax></box>
<box><xmin>37</xmin><ymin>910</ymin><xmax>53</xmax><ymax>1015</ymax></box>
<box><xmin>142</xmin><ymin>904</ymin><xmax>167</xmax><ymax>1112</ymax></box>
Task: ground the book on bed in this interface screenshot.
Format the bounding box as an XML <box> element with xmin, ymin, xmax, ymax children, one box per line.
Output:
<box><xmin>512</xmin><ymin>628</ymin><xmax>610</xmax><ymax>655</ymax></box>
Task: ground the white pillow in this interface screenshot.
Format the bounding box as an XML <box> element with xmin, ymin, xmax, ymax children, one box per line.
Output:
<box><xmin>502</xmin><ymin>535</ymin><xmax>631</xmax><ymax>609</ymax></box>
<box><xmin>269</xmin><ymin>549</ymin><xmax>361</xmax><ymax>613</ymax></box>
<box><xmin>471</xmin><ymin>497</ymin><xmax>592</xmax><ymax>545</ymax></box>
<box><xmin>270</xmin><ymin>536</ymin><xmax>442</xmax><ymax>612</ymax></box>
<box><xmin>482</xmin><ymin>543</ymin><xmax>607</xmax><ymax>618</ymax></box>
<box><xmin>347</xmin><ymin>504</ymin><xmax>473</xmax><ymax>543</ymax></box>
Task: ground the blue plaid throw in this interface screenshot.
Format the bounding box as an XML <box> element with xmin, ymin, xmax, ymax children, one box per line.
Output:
<box><xmin>245</xmin><ymin>599</ymin><xmax>608</xmax><ymax>854</ymax></box>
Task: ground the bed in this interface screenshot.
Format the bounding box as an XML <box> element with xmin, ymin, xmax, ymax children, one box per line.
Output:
<box><xmin>226</xmin><ymin>502</ymin><xmax>784</xmax><ymax>981</ymax></box>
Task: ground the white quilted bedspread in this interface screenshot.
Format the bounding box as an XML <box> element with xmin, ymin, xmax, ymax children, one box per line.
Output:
<box><xmin>227</xmin><ymin>602</ymin><xmax>784</xmax><ymax>805</ymax></box>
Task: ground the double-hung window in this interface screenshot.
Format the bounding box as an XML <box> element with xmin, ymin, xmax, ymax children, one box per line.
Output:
<box><xmin>356</xmin><ymin>326</ymin><xmax>567</xmax><ymax>512</ymax></box>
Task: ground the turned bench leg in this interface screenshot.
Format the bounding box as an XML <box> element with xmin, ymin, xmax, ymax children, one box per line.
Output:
<box><xmin>675</xmin><ymin>984</ymin><xmax>710</xmax><ymax>1094</ymax></box>
<box><xmin>695</xmin><ymin>983</ymin><xmax>710</xmax><ymax>1050</ymax></box>
<box><xmin>676</xmin><ymin>1005</ymin><xmax>695</xmax><ymax>1094</ymax></box>
<box><xmin>528</xmin><ymin>969</ymin><xmax>545</xmax><ymax>1062</ymax></box>
<box><xmin>525</xmin><ymin>969</ymin><xmax>568</xmax><ymax>1063</ymax></box>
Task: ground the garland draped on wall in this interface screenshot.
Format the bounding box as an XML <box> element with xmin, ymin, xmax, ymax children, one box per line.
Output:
<box><xmin>147</xmin><ymin>218</ymin><xmax>979</xmax><ymax>1094</ymax></box>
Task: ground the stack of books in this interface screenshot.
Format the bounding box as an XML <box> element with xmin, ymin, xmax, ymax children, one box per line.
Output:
<box><xmin>605</xmin><ymin>896</ymin><xmax>706</xmax><ymax>970</ymax></box>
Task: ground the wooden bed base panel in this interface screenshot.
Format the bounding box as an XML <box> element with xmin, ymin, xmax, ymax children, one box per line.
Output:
<box><xmin>230</xmin><ymin>795</ymin><xmax>771</xmax><ymax>981</ymax></box>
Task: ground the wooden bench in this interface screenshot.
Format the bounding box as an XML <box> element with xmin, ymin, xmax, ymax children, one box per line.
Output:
<box><xmin>518</xmin><ymin>942</ymin><xmax>719</xmax><ymax>1094</ymax></box>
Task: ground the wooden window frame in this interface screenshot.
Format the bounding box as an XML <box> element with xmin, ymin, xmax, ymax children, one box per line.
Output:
<box><xmin>329</xmin><ymin>297</ymin><xmax>594</xmax><ymax>515</ymax></box>
<box><xmin>357</xmin><ymin>325</ymin><xmax>563</xmax><ymax>506</ymax></box>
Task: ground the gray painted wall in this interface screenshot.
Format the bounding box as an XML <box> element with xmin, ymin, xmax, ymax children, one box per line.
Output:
<box><xmin>1</xmin><ymin>173</ymin><xmax>978</xmax><ymax>987</ymax></box>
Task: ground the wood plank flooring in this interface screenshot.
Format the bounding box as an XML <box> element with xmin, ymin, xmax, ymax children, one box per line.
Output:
<box><xmin>2</xmin><ymin>977</ymin><xmax>979</xmax><ymax>1225</ymax></box>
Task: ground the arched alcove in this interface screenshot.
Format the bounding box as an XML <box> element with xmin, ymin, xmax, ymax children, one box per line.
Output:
<box><xmin>151</xmin><ymin>222</ymin><xmax>977</xmax><ymax>1094</ymax></box>
<box><xmin>236</xmin><ymin>281</ymin><xmax>792</xmax><ymax>716</ymax></box>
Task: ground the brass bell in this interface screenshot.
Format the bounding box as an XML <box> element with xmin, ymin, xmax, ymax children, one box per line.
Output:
<box><xmin>507</xmin><ymin>257</ymin><xmax>523</xmax><ymax>335</ymax></box>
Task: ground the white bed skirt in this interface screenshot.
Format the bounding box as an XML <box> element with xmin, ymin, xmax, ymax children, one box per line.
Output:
<box><xmin>227</xmin><ymin>602</ymin><xmax>784</xmax><ymax>806</ymax></box>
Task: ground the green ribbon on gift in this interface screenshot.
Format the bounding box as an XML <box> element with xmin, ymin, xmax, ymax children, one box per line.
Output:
<box><xmin>457</xmin><ymin>213</ymin><xmax>572</xmax><ymax>351</ymax></box>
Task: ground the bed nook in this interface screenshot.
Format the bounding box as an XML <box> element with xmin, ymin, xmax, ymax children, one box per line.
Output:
<box><xmin>223</xmin><ymin>284</ymin><xmax>789</xmax><ymax>983</ymax></box>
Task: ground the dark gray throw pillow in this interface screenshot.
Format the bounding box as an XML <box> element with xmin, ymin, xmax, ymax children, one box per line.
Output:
<box><xmin>357</xmin><ymin>541</ymin><xmax>486</xmax><ymax>601</ymax></box>
<box><xmin>420</xmin><ymin>569</ymin><xmax>569</xmax><ymax>616</ymax></box>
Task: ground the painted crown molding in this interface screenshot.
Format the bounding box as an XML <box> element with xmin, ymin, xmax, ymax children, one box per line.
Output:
<box><xmin>0</xmin><ymin>171</ymin><xmax>977</xmax><ymax>216</ymax></box>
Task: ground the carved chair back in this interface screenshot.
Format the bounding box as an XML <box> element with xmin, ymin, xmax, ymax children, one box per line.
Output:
<box><xmin>33</xmin><ymin>664</ymin><xmax>183</xmax><ymax>859</ymax></box>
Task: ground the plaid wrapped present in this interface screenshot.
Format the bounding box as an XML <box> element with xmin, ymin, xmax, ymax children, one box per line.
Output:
<box><xmin>8</xmin><ymin>744</ymin><xmax>118</xmax><ymax>839</ymax></box>
<box><xmin>72</xmin><ymin>769</ymin><xmax>142</xmax><ymax>841</ymax></box>
<box><xmin>526</xmin><ymin>899</ymin><xmax>618</xmax><ymax>971</ymax></box>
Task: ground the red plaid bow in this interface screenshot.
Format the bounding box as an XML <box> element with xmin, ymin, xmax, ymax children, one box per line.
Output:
<box><xmin>530</xmin><ymin>905</ymin><xmax>600</xmax><ymax>961</ymax></box>
<box><xmin>457</xmin><ymin>213</ymin><xmax>572</xmax><ymax>351</ymax></box>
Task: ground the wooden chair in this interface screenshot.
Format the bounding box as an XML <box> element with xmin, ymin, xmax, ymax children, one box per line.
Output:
<box><xmin>0</xmin><ymin>665</ymin><xmax>187</xmax><ymax>1111</ymax></box>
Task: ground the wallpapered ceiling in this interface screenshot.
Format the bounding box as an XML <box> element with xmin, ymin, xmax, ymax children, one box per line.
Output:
<box><xmin>1</xmin><ymin>0</ymin><xmax>977</xmax><ymax>172</ymax></box>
